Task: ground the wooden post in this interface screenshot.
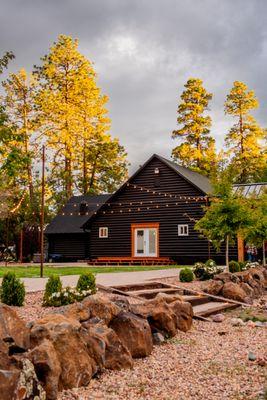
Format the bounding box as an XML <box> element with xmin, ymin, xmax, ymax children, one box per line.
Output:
<box><xmin>263</xmin><ymin>240</ymin><xmax>266</xmax><ymax>266</ymax></box>
<box><xmin>237</xmin><ymin>235</ymin><xmax>244</xmax><ymax>262</ymax></box>
<box><xmin>225</xmin><ymin>235</ymin><xmax>229</xmax><ymax>271</ymax></box>
<box><xmin>40</xmin><ymin>145</ymin><xmax>45</xmax><ymax>278</ymax></box>
<box><xmin>19</xmin><ymin>228</ymin><xmax>23</xmax><ymax>263</ymax></box>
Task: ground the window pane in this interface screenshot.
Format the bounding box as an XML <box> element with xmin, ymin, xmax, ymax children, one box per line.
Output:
<box><xmin>149</xmin><ymin>229</ymin><xmax>156</xmax><ymax>254</ymax></box>
<box><xmin>137</xmin><ymin>230</ymin><xmax>144</xmax><ymax>254</ymax></box>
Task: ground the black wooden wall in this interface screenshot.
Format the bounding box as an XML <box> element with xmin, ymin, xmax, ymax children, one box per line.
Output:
<box><xmin>89</xmin><ymin>157</ymin><xmax>238</xmax><ymax>264</ymax></box>
<box><xmin>48</xmin><ymin>233</ymin><xmax>89</xmax><ymax>261</ymax></box>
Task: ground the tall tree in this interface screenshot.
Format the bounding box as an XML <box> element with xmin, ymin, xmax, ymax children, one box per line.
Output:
<box><xmin>35</xmin><ymin>35</ymin><xmax>128</xmax><ymax>205</ymax></box>
<box><xmin>195</xmin><ymin>174</ymin><xmax>252</xmax><ymax>269</ymax></box>
<box><xmin>224</xmin><ymin>81</ymin><xmax>266</xmax><ymax>183</ymax></box>
<box><xmin>1</xmin><ymin>69</ymin><xmax>36</xmax><ymax>203</ymax></box>
<box><xmin>244</xmin><ymin>193</ymin><xmax>267</xmax><ymax>265</ymax></box>
<box><xmin>0</xmin><ymin>51</ymin><xmax>14</xmax><ymax>74</ymax></box>
<box><xmin>172</xmin><ymin>78</ymin><xmax>216</xmax><ymax>176</ymax></box>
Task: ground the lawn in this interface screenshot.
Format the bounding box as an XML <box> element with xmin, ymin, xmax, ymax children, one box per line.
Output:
<box><xmin>0</xmin><ymin>265</ymin><xmax>186</xmax><ymax>278</ymax></box>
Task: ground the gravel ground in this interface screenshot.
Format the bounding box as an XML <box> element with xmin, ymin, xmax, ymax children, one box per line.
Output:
<box><xmin>57</xmin><ymin>312</ymin><xmax>266</xmax><ymax>400</ymax></box>
<box><xmin>14</xmin><ymin>288</ymin><xmax>267</xmax><ymax>400</ymax></box>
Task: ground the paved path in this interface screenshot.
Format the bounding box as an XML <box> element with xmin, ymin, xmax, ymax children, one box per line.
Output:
<box><xmin>17</xmin><ymin>269</ymin><xmax>180</xmax><ymax>292</ymax></box>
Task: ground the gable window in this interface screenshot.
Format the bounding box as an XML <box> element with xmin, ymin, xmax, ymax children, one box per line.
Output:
<box><xmin>178</xmin><ymin>224</ymin><xmax>189</xmax><ymax>236</ymax></box>
<box><xmin>99</xmin><ymin>227</ymin><xmax>108</xmax><ymax>238</ymax></box>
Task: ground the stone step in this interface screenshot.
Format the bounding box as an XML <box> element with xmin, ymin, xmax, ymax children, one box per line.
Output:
<box><xmin>193</xmin><ymin>301</ymin><xmax>238</xmax><ymax>317</ymax></box>
<box><xmin>127</xmin><ymin>287</ymin><xmax>184</xmax><ymax>298</ymax></box>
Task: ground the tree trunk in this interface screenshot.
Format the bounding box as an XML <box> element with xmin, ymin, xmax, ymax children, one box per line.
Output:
<box><xmin>82</xmin><ymin>138</ymin><xmax>88</xmax><ymax>195</ymax></box>
<box><xmin>263</xmin><ymin>240</ymin><xmax>266</xmax><ymax>266</ymax></box>
<box><xmin>225</xmin><ymin>235</ymin><xmax>229</xmax><ymax>271</ymax></box>
<box><xmin>22</xmin><ymin>94</ymin><xmax>34</xmax><ymax>204</ymax></box>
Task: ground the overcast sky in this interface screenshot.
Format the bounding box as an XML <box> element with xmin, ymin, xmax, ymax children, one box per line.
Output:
<box><xmin>1</xmin><ymin>0</ymin><xmax>267</xmax><ymax>171</ymax></box>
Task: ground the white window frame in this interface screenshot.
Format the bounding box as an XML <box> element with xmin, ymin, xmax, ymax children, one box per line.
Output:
<box><xmin>178</xmin><ymin>224</ymin><xmax>189</xmax><ymax>236</ymax></box>
<box><xmin>99</xmin><ymin>227</ymin><xmax>108</xmax><ymax>238</ymax></box>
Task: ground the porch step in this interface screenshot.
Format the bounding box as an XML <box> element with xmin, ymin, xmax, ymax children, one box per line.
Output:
<box><xmin>87</xmin><ymin>256</ymin><xmax>176</xmax><ymax>266</ymax></box>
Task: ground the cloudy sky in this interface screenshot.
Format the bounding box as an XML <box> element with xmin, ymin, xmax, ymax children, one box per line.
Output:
<box><xmin>1</xmin><ymin>0</ymin><xmax>267</xmax><ymax>171</ymax></box>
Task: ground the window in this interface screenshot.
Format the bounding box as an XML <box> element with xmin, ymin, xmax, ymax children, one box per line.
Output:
<box><xmin>178</xmin><ymin>224</ymin><xmax>189</xmax><ymax>236</ymax></box>
<box><xmin>99</xmin><ymin>227</ymin><xmax>108</xmax><ymax>238</ymax></box>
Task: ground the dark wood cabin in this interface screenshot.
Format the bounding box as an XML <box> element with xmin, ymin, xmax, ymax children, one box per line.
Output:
<box><xmin>45</xmin><ymin>194</ymin><xmax>110</xmax><ymax>261</ymax></box>
<box><xmin>80</xmin><ymin>154</ymin><xmax>238</xmax><ymax>265</ymax></box>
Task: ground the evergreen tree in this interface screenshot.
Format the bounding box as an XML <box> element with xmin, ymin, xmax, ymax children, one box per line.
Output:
<box><xmin>35</xmin><ymin>35</ymin><xmax>128</xmax><ymax>205</ymax></box>
<box><xmin>172</xmin><ymin>78</ymin><xmax>216</xmax><ymax>176</ymax></box>
<box><xmin>224</xmin><ymin>81</ymin><xmax>266</xmax><ymax>183</ymax></box>
<box><xmin>1</xmin><ymin>69</ymin><xmax>36</xmax><ymax>203</ymax></box>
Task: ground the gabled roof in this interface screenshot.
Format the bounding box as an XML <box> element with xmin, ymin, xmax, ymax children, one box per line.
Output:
<box><xmin>155</xmin><ymin>155</ymin><xmax>212</xmax><ymax>194</ymax></box>
<box><xmin>45</xmin><ymin>194</ymin><xmax>111</xmax><ymax>234</ymax></box>
<box><xmin>233</xmin><ymin>182</ymin><xmax>267</xmax><ymax>198</ymax></box>
<box><xmin>81</xmin><ymin>154</ymin><xmax>213</xmax><ymax>229</ymax></box>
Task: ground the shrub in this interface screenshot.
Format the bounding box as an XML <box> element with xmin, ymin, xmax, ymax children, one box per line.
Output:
<box><xmin>43</xmin><ymin>273</ymin><xmax>95</xmax><ymax>307</ymax></box>
<box><xmin>179</xmin><ymin>268</ymin><xmax>194</xmax><ymax>282</ymax></box>
<box><xmin>229</xmin><ymin>260</ymin><xmax>241</xmax><ymax>273</ymax></box>
<box><xmin>193</xmin><ymin>261</ymin><xmax>223</xmax><ymax>281</ymax></box>
<box><xmin>238</xmin><ymin>261</ymin><xmax>246</xmax><ymax>271</ymax></box>
<box><xmin>193</xmin><ymin>262</ymin><xmax>206</xmax><ymax>279</ymax></box>
<box><xmin>205</xmin><ymin>259</ymin><xmax>217</xmax><ymax>268</ymax></box>
<box><xmin>43</xmin><ymin>275</ymin><xmax>62</xmax><ymax>306</ymax></box>
<box><xmin>0</xmin><ymin>272</ymin><xmax>25</xmax><ymax>306</ymax></box>
<box><xmin>76</xmin><ymin>272</ymin><xmax>96</xmax><ymax>294</ymax></box>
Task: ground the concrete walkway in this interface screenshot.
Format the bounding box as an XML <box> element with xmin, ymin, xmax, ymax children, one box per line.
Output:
<box><xmin>18</xmin><ymin>269</ymin><xmax>180</xmax><ymax>292</ymax></box>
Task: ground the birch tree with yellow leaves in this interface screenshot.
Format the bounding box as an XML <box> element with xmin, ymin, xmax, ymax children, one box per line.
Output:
<box><xmin>224</xmin><ymin>81</ymin><xmax>266</xmax><ymax>183</ymax></box>
<box><xmin>172</xmin><ymin>78</ymin><xmax>216</xmax><ymax>176</ymax></box>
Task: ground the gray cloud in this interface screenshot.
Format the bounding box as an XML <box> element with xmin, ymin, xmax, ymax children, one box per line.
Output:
<box><xmin>1</xmin><ymin>0</ymin><xmax>266</xmax><ymax>171</ymax></box>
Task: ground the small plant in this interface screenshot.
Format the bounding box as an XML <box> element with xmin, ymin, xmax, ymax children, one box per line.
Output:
<box><xmin>0</xmin><ymin>272</ymin><xmax>25</xmax><ymax>306</ymax></box>
<box><xmin>76</xmin><ymin>272</ymin><xmax>96</xmax><ymax>294</ymax></box>
<box><xmin>43</xmin><ymin>274</ymin><xmax>95</xmax><ymax>307</ymax></box>
<box><xmin>193</xmin><ymin>260</ymin><xmax>223</xmax><ymax>281</ymax></box>
<box><xmin>43</xmin><ymin>275</ymin><xmax>62</xmax><ymax>306</ymax></box>
<box><xmin>205</xmin><ymin>259</ymin><xmax>217</xmax><ymax>268</ymax></box>
<box><xmin>179</xmin><ymin>268</ymin><xmax>194</xmax><ymax>282</ymax></box>
<box><xmin>243</xmin><ymin>261</ymin><xmax>260</xmax><ymax>270</ymax></box>
<box><xmin>229</xmin><ymin>260</ymin><xmax>241</xmax><ymax>273</ymax></box>
<box><xmin>238</xmin><ymin>261</ymin><xmax>246</xmax><ymax>271</ymax></box>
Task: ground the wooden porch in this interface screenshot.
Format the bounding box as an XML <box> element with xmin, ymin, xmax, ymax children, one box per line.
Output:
<box><xmin>87</xmin><ymin>256</ymin><xmax>176</xmax><ymax>266</ymax></box>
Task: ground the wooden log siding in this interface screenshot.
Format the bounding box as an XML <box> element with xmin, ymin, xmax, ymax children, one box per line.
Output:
<box><xmin>48</xmin><ymin>233</ymin><xmax>89</xmax><ymax>261</ymax></box>
<box><xmin>89</xmin><ymin>157</ymin><xmax>237</xmax><ymax>264</ymax></box>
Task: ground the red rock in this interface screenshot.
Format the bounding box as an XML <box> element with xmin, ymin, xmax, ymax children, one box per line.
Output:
<box><xmin>110</xmin><ymin>311</ymin><xmax>153</xmax><ymax>358</ymax></box>
<box><xmin>0</xmin><ymin>304</ymin><xmax>30</xmax><ymax>352</ymax></box>
<box><xmin>222</xmin><ymin>282</ymin><xmax>247</xmax><ymax>302</ymax></box>
<box><xmin>82</xmin><ymin>321</ymin><xmax>133</xmax><ymax>370</ymax></box>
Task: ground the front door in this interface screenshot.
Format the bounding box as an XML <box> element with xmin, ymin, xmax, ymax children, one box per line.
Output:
<box><xmin>134</xmin><ymin>228</ymin><xmax>157</xmax><ymax>257</ymax></box>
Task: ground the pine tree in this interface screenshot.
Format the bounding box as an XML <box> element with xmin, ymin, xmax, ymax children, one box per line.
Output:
<box><xmin>1</xmin><ymin>69</ymin><xmax>36</xmax><ymax>202</ymax></box>
<box><xmin>224</xmin><ymin>81</ymin><xmax>266</xmax><ymax>183</ymax></box>
<box><xmin>35</xmin><ymin>35</ymin><xmax>128</xmax><ymax>204</ymax></box>
<box><xmin>172</xmin><ymin>78</ymin><xmax>216</xmax><ymax>176</ymax></box>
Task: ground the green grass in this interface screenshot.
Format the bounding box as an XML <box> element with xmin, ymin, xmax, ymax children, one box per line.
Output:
<box><xmin>0</xmin><ymin>264</ymin><xmax>186</xmax><ymax>278</ymax></box>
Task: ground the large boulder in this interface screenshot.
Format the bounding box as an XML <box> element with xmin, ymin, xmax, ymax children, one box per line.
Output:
<box><xmin>130</xmin><ymin>297</ymin><xmax>193</xmax><ymax>337</ymax></box>
<box><xmin>82</xmin><ymin>321</ymin><xmax>133</xmax><ymax>370</ymax></box>
<box><xmin>222</xmin><ymin>282</ymin><xmax>248</xmax><ymax>302</ymax></box>
<box><xmin>214</xmin><ymin>272</ymin><xmax>239</xmax><ymax>284</ymax></box>
<box><xmin>81</xmin><ymin>294</ymin><xmax>121</xmax><ymax>324</ymax></box>
<box><xmin>29</xmin><ymin>339</ymin><xmax>61</xmax><ymax>400</ymax></box>
<box><xmin>170</xmin><ymin>300</ymin><xmax>194</xmax><ymax>332</ymax></box>
<box><xmin>30</xmin><ymin>314</ymin><xmax>96</xmax><ymax>392</ymax></box>
<box><xmin>0</xmin><ymin>304</ymin><xmax>30</xmax><ymax>354</ymax></box>
<box><xmin>0</xmin><ymin>342</ymin><xmax>46</xmax><ymax>400</ymax></box>
<box><xmin>204</xmin><ymin>280</ymin><xmax>224</xmax><ymax>296</ymax></box>
<box><xmin>109</xmin><ymin>311</ymin><xmax>153</xmax><ymax>358</ymax></box>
